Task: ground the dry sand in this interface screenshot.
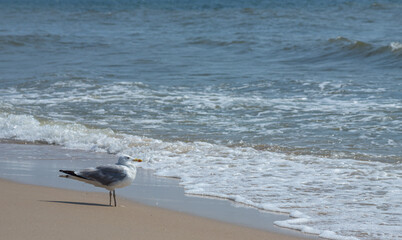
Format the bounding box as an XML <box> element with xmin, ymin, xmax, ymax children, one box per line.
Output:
<box><xmin>0</xmin><ymin>178</ymin><xmax>309</xmax><ymax>240</ymax></box>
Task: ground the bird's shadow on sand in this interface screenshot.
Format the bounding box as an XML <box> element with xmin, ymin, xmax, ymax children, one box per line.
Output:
<box><xmin>40</xmin><ymin>200</ymin><xmax>112</xmax><ymax>207</ymax></box>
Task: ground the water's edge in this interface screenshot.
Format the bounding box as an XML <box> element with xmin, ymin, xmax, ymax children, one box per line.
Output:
<box><xmin>0</xmin><ymin>142</ymin><xmax>314</xmax><ymax>239</ymax></box>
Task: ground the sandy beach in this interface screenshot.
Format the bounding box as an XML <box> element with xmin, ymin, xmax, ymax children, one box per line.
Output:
<box><xmin>1</xmin><ymin>1</ymin><xmax>400</xmax><ymax>239</ymax></box>
<box><xmin>0</xmin><ymin>142</ymin><xmax>314</xmax><ymax>240</ymax></box>
<box><xmin>0</xmin><ymin>178</ymin><xmax>310</xmax><ymax>240</ymax></box>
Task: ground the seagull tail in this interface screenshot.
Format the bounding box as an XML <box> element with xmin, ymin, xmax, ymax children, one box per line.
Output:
<box><xmin>59</xmin><ymin>170</ymin><xmax>88</xmax><ymax>180</ymax></box>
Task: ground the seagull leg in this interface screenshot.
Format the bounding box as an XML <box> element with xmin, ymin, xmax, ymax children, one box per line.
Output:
<box><xmin>109</xmin><ymin>191</ymin><xmax>112</xmax><ymax>206</ymax></box>
<box><xmin>113</xmin><ymin>190</ymin><xmax>117</xmax><ymax>207</ymax></box>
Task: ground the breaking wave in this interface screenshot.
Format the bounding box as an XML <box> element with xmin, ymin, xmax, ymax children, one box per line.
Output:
<box><xmin>284</xmin><ymin>37</ymin><xmax>402</xmax><ymax>68</ymax></box>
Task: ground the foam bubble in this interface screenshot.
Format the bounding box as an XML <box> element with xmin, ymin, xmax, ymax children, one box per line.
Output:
<box><xmin>319</xmin><ymin>231</ymin><xmax>360</xmax><ymax>240</ymax></box>
<box><xmin>390</xmin><ymin>42</ymin><xmax>402</xmax><ymax>52</ymax></box>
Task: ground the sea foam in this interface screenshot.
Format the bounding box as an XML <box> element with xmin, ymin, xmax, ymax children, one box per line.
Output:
<box><xmin>390</xmin><ymin>42</ymin><xmax>402</xmax><ymax>52</ymax></box>
<box><xmin>0</xmin><ymin>112</ymin><xmax>401</xmax><ymax>240</ymax></box>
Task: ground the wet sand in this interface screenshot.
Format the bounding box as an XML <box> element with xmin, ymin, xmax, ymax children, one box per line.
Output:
<box><xmin>0</xmin><ymin>179</ymin><xmax>312</xmax><ymax>240</ymax></box>
<box><xmin>0</xmin><ymin>142</ymin><xmax>312</xmax><ymax>239</ymax></box>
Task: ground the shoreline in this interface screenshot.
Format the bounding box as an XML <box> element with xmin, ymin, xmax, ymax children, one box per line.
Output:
<box><xmin>0</xmin><ymin>142</ymin><xmax>313</xmax><ymax>239</ymax></box>
<box><xmin>0</xmin><ymin>178</ymin><xmax>309</xmax><ymax>240</ymax></box>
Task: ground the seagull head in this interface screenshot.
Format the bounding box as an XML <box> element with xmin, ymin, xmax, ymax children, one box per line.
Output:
<box><xmin>118</xmin><ymin>155</ymin><xmax>143</xmax><ymax>165</ymax></box>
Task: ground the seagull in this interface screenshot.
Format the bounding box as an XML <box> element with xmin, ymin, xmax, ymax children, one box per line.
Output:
<box><xmin>59</xmin><ymin>155</ymin><xmax>142</xmax><ymax>207</ymax></box>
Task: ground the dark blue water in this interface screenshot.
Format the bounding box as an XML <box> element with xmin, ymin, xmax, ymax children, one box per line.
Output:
<box><xmin>0</xmin><ymin>1</ymin><xmax>401</xmax><ymax>239</ymax></box>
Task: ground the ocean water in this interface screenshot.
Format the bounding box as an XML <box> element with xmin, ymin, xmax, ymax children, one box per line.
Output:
<box><xmin>0</xmin><ymin>0</ymin><xmax>401</xmax><ymax>239</ymax></box>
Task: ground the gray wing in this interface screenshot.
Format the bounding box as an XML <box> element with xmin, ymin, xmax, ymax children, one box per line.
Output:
<box><xmin>79</xmin><ymin>165</ymin><xmax>127</xmax><ymax>186</ymax></box>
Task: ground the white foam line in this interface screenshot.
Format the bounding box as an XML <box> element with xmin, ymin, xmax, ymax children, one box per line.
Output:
<box><xmin>0</xmin><ymin>112</ymin><xmax>401</xmax><ymax>240</ymax></box>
